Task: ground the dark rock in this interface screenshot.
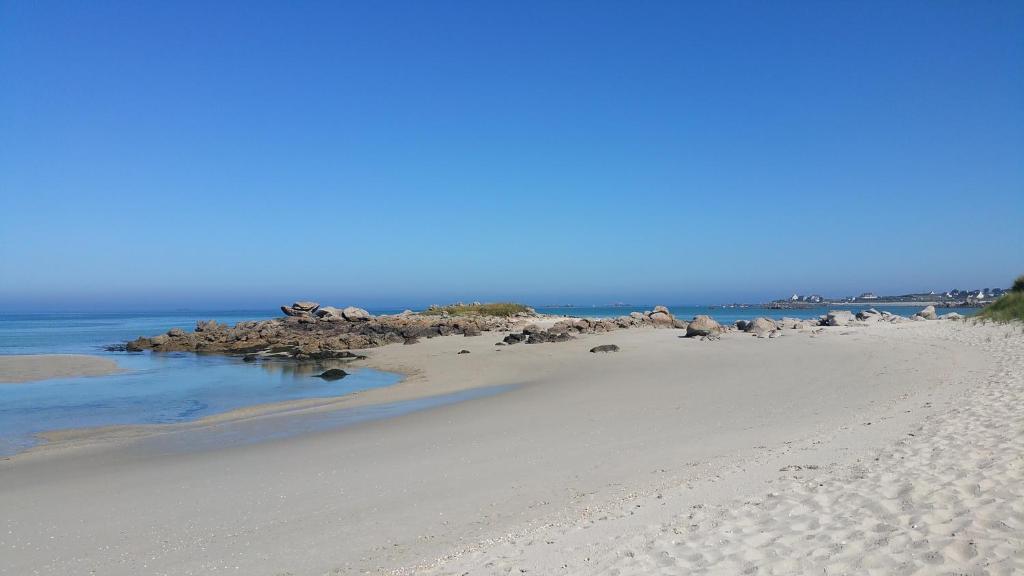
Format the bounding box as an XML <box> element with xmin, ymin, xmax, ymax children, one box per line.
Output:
<box><xmin>590</xmin><ymin>344</ymin><xmax>620</xmax><ymax>353</ymax></box>
<box><xmin>503</xmin><ymin>333</ymin><xmax>526</xmax><ymax>344</ymax></box>
<box><xmin>457</xmin><ymin>349</ymin><xmax>470</xmax><ymax>354</ymax></box>
<box><xmin>316</xmin><ymin>368</ymin><xmax>348</xmax><ymax>381</ymax></box>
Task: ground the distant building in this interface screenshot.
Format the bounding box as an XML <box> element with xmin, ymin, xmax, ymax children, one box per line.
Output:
<box><xmin>858</xmin><ymin>292</ymin><xmax>879</xmax><ymax>300</ymax></box>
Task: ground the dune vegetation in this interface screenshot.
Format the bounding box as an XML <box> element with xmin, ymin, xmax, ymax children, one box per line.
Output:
<box><xmin>420</xmin><ymin>302</ymin><xmax>533</xmax><ymax>317</ymax></box>
<box><xmin>976</xmin><ymin>275</ymin><xmax>1024</xmax><ymax>322</ymax></box>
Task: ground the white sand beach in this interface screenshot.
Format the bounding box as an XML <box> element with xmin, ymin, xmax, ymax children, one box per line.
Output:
<box><xmin>0</xmin><ymin>354</ymin><xmax>122</xmax><ymax>383</ymax></box>
<box><xmin>1</xmin><ymin>320</ymin><xmax>1021</xmax><ymax>575</ymax></box>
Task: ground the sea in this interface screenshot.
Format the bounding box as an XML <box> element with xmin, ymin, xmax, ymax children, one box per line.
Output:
<box><xmin>0</xmin><ymin>304</ymin><xmax>976</xmax><ymax>456</ymax></box>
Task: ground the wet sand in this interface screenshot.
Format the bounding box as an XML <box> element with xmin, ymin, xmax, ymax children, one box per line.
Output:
<box><xmin>0</xmin><ymin>354</ymin><xmax>122</xmax><ymax>383</ymax></box>
<box><xmin>1</xmin><ymin>321</ymin><xmax>1020</xmax><ymax>575</ymax></box>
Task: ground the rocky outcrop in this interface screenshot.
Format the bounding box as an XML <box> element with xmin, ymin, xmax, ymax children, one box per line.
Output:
<box><xmin>281</xmin><ymin>301</ymin><xmax>320</xmax><ymax>317</ymax></box>
<box><xmin>498</xmin><ymin>305</ymin><xmax>686</xmax><ymax>346</ymax></box>
<box><xmin>686</xmin><ymin>315</ymin><xmax>723</xmax><ymax>337</ymax></box>
<box><xmin>826</xmin><ymin>310</ymin><xmax>855</xmax><ymax>326</ymax></box>
<box><xmin>127</xmin><ymin>302</ymin><xmax>531</xmax><ymax>359</ymax></box>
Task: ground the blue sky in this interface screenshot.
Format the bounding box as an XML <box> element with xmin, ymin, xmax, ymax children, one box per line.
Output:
<box><xmin>1</xmin><ymin>1</ymin><xmax>1022</xmax><ymax>310</ymax></box>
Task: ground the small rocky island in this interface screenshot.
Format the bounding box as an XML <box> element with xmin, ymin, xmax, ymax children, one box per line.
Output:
<box><xmin>125</xmin><ymin>301</ymin><xmax>963</xmax><ymax>360</ymax></box>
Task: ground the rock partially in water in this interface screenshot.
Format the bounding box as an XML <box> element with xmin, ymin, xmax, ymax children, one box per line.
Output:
<box><xmin>590</xmin><ymin>344</ymin><xmax>620</xmax><ymax>353</ymax></box>
<box><xmin>316</xmin><ymin>368</ymin><xmax>348</xmax><ymax>381</ymax></box>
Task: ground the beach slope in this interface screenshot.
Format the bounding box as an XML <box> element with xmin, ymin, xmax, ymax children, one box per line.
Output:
<box><xmin>1</xmin><ymin>322</ymin><xmax>1018</xmax><ymax>575</ymax></box>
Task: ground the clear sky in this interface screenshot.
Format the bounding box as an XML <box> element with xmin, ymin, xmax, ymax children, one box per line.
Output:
<box><xmin>2</xmin><ymin>1</ymin><xmax>1022</xmax><ymax>310</ymax></box>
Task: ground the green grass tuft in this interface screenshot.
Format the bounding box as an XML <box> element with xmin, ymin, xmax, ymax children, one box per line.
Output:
<box><xmin>976</xmin><ymin>291</ymin><xmax>1024</xmax><ymax>323</ymax></box>
<box><xmin>420</xmin><ymin>302</ymin><xmax>534</xmax><ymax>317</ymax></box>
<box><xmin>1012</xmin><ymin>274</ymin><xmax>1024</xmax><ymax>293</ymax></box>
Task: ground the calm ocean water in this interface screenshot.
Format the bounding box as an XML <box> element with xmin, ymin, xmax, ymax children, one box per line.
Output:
<box><xmin>532</xmin><ymin>304</ymin><xmax>978</xmax><ymax>324</ymax></box>
<box><xmin>0</xmin><ymin>305</ymin><xmax>975</xmax><ymax>456</ymax></box>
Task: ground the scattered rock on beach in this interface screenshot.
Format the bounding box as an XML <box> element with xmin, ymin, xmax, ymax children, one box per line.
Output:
<box><xmin>826</xmin><ymin>310</ymin><xmax>855</xmax><ymax>326</ymax></box>
<box><xmin>917</xmin><ymin>305</ymin><xmax>937</xmax><ymax>320</ymax></box>
<box><xmin>316</xmin><ymin>368</ymin><xmax>348</xmax><ymax>380</ymax></box>
<box><xmin>686</xmin><ymin>315</ymin><xmax>723</xmax><ymax>337</ymax></box>
<box><xmin>590</xmin><ymin>344</ymin><xmax>620</xmax><ymax>353</ymax></box>
<box><xmin>746</xmin><ymin>317</ymin><xmax>777</xmax><ymax>335</ymax></box>
<box><xmin>457</xmin><ymin>349</ymin><xmax>470</xmax><ymax>354</ymax></box>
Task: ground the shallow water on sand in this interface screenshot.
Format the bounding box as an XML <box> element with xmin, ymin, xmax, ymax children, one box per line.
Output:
<box><xmin>0</xmin><ymin>353</ymin><xmax>400</xmax><ymax>456</ymax></box>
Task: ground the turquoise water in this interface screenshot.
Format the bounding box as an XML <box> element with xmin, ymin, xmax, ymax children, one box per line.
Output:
<box><xmin>0</xmin><ymin>311</ymin><xmax>404</xmax><ymax>456</ymax></box>
<box><xmin>0</xmin><ymin>354</ymin><xmax>400</xmax><ymax>456</ymax></box>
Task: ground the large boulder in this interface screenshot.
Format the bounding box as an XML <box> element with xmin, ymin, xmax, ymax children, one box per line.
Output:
<box><xmin>826</xmin><ymin>310</ymin><xmax>855</xmax><ymax>326</ymax></box>
<box><xmin>648</xmin><ymin>311</ymin><xmax>673</xmax><ymax>325</ymax></box>
<box><xmin>746</xmin><ymin>317</ymin><xmax>777</xmax><ymax>334</ymax></box>
<box><xmin>917</xmin><ymin>305</ymin><xmax>937</xmax><ymax>320</ymax></box>
<box><xmin>342</xmin><ymin>306</ymin><xmax>372</xmax><ymax>322</ymax></box>
<box><xmin>315</xmin><ymin>306</ymin><xmax>344</xmax><ymax>319</ymax></box>
<box><xmin>280</xmin><ymin>305</ymin><xmax>310</xmax><ymax>317</ymax></box>
<box><xmin>292</xmin><ymin>301</ymin><xmax>320</xmax><ymax>312</ymax></box>
<box><xmin>686</xmin><ymin>315</ymin><xmax>723</xmax><ymax>337</ymax></box>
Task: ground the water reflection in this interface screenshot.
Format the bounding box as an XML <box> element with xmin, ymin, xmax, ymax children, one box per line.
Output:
<box><xmin>0</xmin><ymin>351</ymin><xmax>401</xmax><ymax>456</ymax></box>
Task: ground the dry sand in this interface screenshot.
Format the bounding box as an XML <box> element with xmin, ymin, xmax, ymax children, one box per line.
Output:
<box><xmin>0</xmin><ymin>321</ymin><xmax>1020</xmax><ymax>575</ymax></box>
<box><xmin>0</xmin><ymin>354</ymin><xmax>122</xmax><ymax>383</ymax></box>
